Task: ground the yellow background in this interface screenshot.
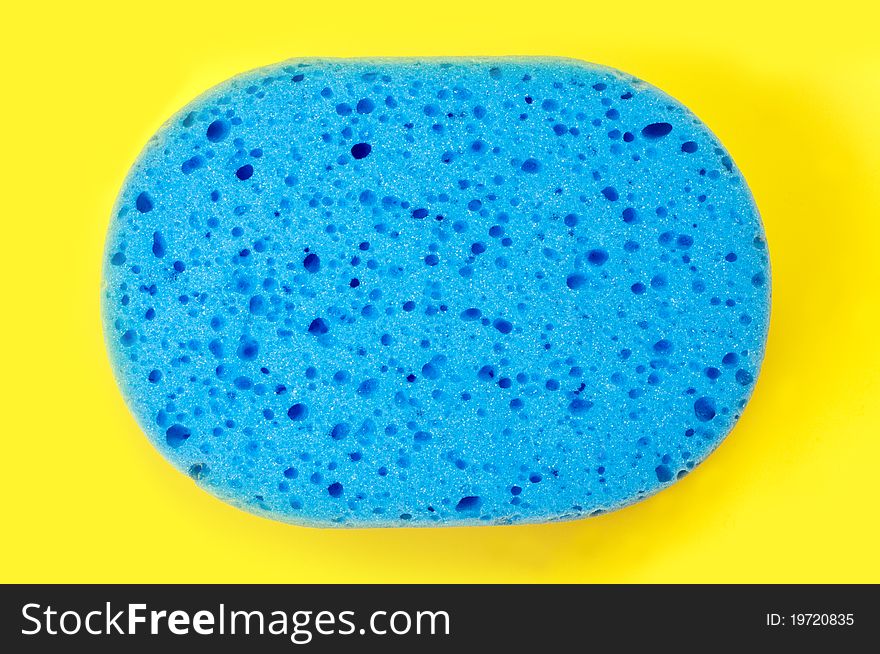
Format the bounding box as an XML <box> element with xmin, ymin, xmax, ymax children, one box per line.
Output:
<box><xmin>2</xmin><ymin>0</ymin><xmax>878</xmax><ymax>583</ymax></box>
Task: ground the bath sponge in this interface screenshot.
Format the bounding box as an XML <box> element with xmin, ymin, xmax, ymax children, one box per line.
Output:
<box><xmin>102</xmin><ymin>57</ymin><xmax>770</xmax><ymax>527</ymax></box>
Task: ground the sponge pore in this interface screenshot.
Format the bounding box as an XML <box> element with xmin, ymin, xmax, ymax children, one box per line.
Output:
<box><xmin>102</xmin><ymin>57</ymin><xmax>770</xmax><ymax>527</ymax></box>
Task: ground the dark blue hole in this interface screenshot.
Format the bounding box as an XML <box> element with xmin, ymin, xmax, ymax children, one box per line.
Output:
<box><xmin>493</xmin><ymin>318</ymin><xmax>513</xmax><ymax>334</ymax></box>
<box><xmin>308</xmin><ymin>317</ymin><xmax>329</xmax><ymax>335</ymax></box>
<box><xmin>414</xmin><ymin>430</ymin><xmax>432</xmax><ymax>443</ymax></box>
<box><xmin>641</xmin><ymin>122</ymin><xmax>673</xmax><ymax>139</ymax></box>
<box><xmin>206</xmin><ymin>119</ymin><xmax>230</xmax><ymax>142</ymax></box>
<box><xmin>135</xmin><ymin>192</ymin><xmax>153</xmax><ymax>213</ymax></box>
<box><xmin>601</xmin><ymin>186</ymin><xmax>619</xmax><ymax>201</ymax></box>
<box><xmin>351</xmin><ymin>142</ymin><xmax>372</xmax><ymax>159</ymax></box>
<box><xmin>287</xmin><ymin>403</ymin><xmax>308</xmax><ymax>421</ymax></box>
<box><xmin>165</xmin><ymin>424</ymin><xmax>191</xmax><ymax>448</ymax></box>
<box><xmin>567</xmin><ymin>273</ymin><xmax>587</xmax><ymax>290</ymax></box>
<box><xmin>587</xmin><ymin>249</ymin><xmax>609</xmax><ymax>266</ymax></box>
<box><xmin>655</xmin><ymin>465</ymin><xmax>673</xmax><ymax>482</ymax></box>
<box><xmin>236</xmin><ymin>164</ymin><xmax>254</xmax><ymax>180</ymax></box>
<box><xmin>303</xmin><ymin>253</ymin><xmax>320</xmax><ymax>273</ymax></box>
<box><xmin>455</xmin><ymin>496</ymin><xmax>483</xmax><ymax>512</ymax></box>
<box><xmin>237</xmin><ymin>336</ymin><xmax>259</xmax><ymax>361</ymax></box>
<box><xmin>477</xmin><ymin>365</ymin><xmax>496</xmax><ymax>381</ymax></box>
<box><xmin>653</xmin><ymin>339</ymin><xmax>672</xmax><ymax>354</ymax></box>
<box><xmin>694</xmin><ymin>397</ymin><xmax>717</xmax><ymax>422</ymax></box>
<box><xmin>569</xmin><ymin>398</ymin><xmax>593</xmax><ymax>415</ymax></box>
<box><xmin>327</xmin><ymin>482</ymin><xmax>344</xmax><ymax>498</ymax></box>
<box><xmin>152</xmin><ymin>232</ymin><xmax>166</xmax><ymax>258</ymax></box>
<box><xmin>520</xmin><ymin>158</ymin><xmax>541</xmax><ymax>173</ymax></box>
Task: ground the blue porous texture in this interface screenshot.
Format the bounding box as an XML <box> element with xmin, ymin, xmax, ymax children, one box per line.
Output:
<box><xmin>102</xmin><ymin>58</ymin><xmax>770</xmax><ymax>527</ymax></box>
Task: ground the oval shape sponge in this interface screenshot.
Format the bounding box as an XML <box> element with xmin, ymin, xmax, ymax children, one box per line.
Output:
<box><xmin>102</xmin><ymin>58</ymin><xmax>770</xmax><ymax>527</ymax></box>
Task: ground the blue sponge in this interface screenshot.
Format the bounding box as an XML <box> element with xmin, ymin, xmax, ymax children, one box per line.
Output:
<box><xmin>102</xmin><ymin>58</ymin><xmax>770</xmax><ymax>527</ymax></box>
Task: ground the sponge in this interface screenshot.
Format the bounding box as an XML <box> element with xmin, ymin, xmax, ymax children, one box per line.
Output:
<box><xmin>102</xmin><ymin>58</ymin><xmax>770</xmax><ymax>527</ymax></box>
